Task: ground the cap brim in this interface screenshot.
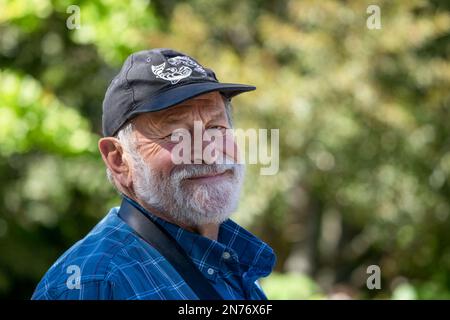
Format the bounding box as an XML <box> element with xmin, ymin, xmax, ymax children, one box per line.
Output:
<box><xmin>128</xmin><ymin>82</ymin><xmax>256</xmax><ymax>119</ymax></box>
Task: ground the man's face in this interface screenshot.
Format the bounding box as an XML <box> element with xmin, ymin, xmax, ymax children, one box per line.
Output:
<box><xmin>125</xmin><ymin>91</ymin><xmax>245</xmax><ymax>226</ymax></box>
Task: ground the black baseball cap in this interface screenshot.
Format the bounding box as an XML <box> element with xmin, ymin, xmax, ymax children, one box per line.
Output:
<box><xmin>102</xmin><ymin>48</ymin><xmax>256</xmax><ymax>137</ymax></box>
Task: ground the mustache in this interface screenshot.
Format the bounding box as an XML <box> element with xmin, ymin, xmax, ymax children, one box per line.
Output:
<box><xmin>170</xmin><ymin>163</ymin><xmax>240</xmax><ymax>181</ymax></box>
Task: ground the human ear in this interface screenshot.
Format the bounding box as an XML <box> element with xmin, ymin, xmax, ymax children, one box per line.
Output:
<box><xmin>98</xmin><ymin>137</ymin><xmax>133</xmax><ymax>188</ymax></box>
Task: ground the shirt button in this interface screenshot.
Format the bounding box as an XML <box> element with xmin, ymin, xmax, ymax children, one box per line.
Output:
<box><xmin>222</xmin><ymin>251</ymin><xmax>231</xmax><ymax>260</ymax></box>
<box><xmin>207</xmin><ymin>268</ymin><xmax>215</xmax><ymax>275</ymax></box>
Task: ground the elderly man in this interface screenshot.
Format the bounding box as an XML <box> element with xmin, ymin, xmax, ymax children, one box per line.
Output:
<box><xmin>32</xmin><ymin>48</ymin><xmax>276</xmax><ymax>300</ymax></box>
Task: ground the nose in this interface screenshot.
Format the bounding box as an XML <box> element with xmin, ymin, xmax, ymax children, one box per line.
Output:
<box><xmin>192</xmin><ymin>128</ymin><xmax>218</xmax><ymax>164</ymax></box>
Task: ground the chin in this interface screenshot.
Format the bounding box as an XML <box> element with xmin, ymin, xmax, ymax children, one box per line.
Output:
<box><xmin>196</xmin><ymin>197</ymin><xmax>239</xmax><ymax>223</ymax></box>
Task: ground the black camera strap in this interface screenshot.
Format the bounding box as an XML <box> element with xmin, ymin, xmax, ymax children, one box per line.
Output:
<box><xmin>117</xmin><ymin>198</ymin><xmax>223</xmax><ymax>300</ymax></box>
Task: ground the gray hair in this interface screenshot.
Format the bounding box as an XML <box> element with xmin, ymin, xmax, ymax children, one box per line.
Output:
<box><xmin>106</xmin><ymin>97</ymin><xmax>234</xmax><ymax>190</ymax></box>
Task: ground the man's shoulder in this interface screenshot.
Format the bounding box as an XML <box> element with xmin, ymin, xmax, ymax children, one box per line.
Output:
<box><xmin>31</xmin><ymin>207</ymin><xmax>165</xmax><ymax>299</ymax></box>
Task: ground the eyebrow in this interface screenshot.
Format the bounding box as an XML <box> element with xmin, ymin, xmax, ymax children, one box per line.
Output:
<box><xmin>162</xmin><ymin>103</ymin><xmax>226</xmax><ymax>125</ymax></box>
<box><xmin>163</xmin><ymin>111</ymin><xmax>187</xmax><ymax>124</ymax></box>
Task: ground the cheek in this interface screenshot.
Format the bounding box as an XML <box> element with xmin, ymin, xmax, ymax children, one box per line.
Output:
<box><xmin>216</xmin><ymin>134</ymin><xmax>240</xmax><ymax>163</ymax></box>
<box><xmin>140</xmin><ymin>143</ymin><xmax>176</xmax><ymax>175</ymax></box>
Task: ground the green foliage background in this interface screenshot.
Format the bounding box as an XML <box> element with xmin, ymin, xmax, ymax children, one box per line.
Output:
<box><xmin>0</xmin><ymin>0</ymin><xmax>449</xmax><ymax>299</ymax></box>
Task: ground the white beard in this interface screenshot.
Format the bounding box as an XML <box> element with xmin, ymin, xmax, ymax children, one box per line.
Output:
<box><xmin>131</xmin><ymin>151</ymin><xmax>245</xmax><ymax>226</ymax></box>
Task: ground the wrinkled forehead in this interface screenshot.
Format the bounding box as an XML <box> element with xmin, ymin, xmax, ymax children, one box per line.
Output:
<box><xmin>131</xmin><ymin>91</ymin><xmax>227</xmax><ymax>130</ymax></box>
<box><xmin>178</xmin><ymin>91</ymin><xmax>223</xmax><ymax>105</ymax></box>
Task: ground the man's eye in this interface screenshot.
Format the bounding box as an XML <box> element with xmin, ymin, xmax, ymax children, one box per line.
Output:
<box><xmin>206</xmin><ymin>126</ymin><xmax>227</xmax><ymax>136</ymax></box>
<box><xmin>162</xmin><ymin>134</ymin><xmax>176</xmax><ymax>141</ymax></box>
<box><xmin>208</xmin><ymin>126</ymin><xmax>227</xmax><ymax>131</ymax></box>
<box><xmin>163</xmin><ymin>130</ymin><xmax>186</xmax><ymax>141</ymax></box>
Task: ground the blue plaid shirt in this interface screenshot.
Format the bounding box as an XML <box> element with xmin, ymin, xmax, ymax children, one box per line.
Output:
<box><xmin>31</xmin><ymin>197</ymin><xmax>276</xmax><ymax>300</ymax></box>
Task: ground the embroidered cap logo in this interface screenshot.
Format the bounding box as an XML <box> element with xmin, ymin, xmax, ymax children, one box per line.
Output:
<box><xmin>151</xmin><ymin>56</ymin><xmax>207</xmax><ymax>84</ymax></box>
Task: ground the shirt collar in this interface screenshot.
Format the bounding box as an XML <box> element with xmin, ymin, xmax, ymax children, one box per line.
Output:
<box><xmin>121</xmin><ymin>195</ymin><xmax>276</xmax><ymax>282</ymax></box>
